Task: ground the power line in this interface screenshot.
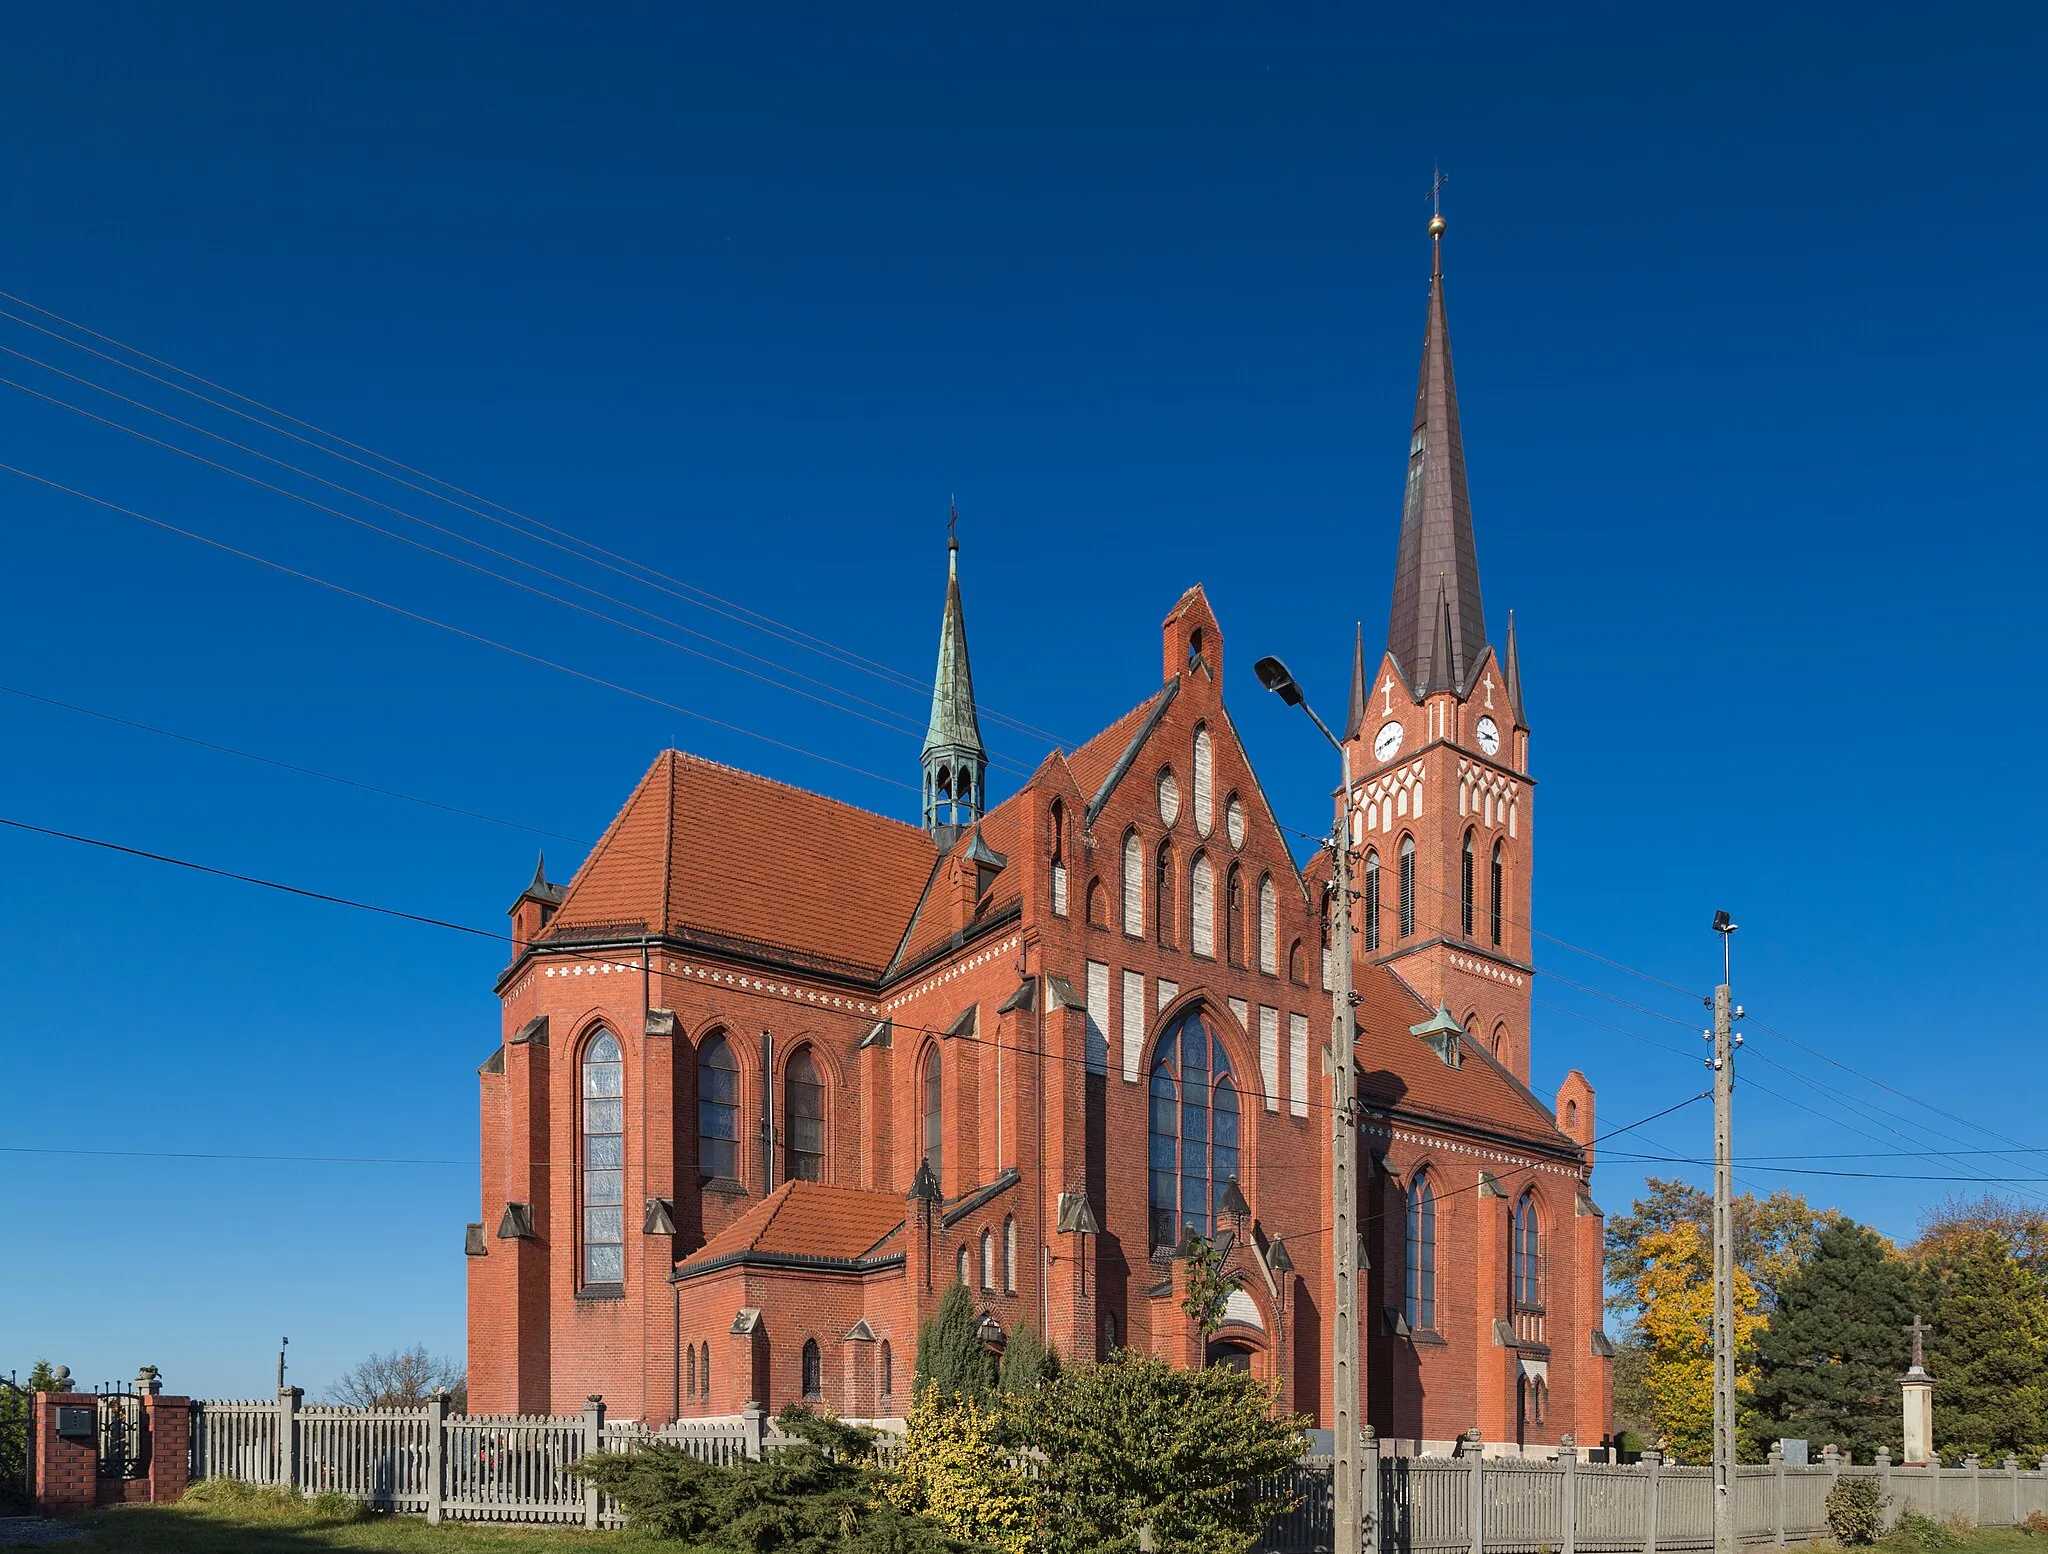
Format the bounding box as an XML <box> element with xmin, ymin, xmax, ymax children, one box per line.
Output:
<box><xmin>0</xmin><ymin>293</ymin><xmax>1074</xmax><ymax>751</ymax></box>
<box><xmin>0</xmin><ymin>1144</ymin><xmax>469</xmax><ymax>1167</ymax></box>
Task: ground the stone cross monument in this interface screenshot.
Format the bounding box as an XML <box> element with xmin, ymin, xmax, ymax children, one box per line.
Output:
<box><xmin>1902</xmin><ymin>1314</ymin><xmax>1934</xmax><ymax>1465</ymax></box>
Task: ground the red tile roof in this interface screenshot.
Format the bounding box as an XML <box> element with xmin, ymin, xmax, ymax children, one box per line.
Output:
<box><xmin>1065</xmin><ymin>686</ymin><xmax>1172</xmax><ymax>812</ymax></box>
<box><xmin>543</xmin><ymin>751</ymin><xmax>941</xmax><ymax>979</ymax></box>
<box><xmin>671</xmin><ymin>1181</ymin><xmax>905</xmax><ymax>1280</ymax></box>
<box><xmin>890</xmin><ymin>798</ymin><xmax>1026</xmax><ymax>973</ymax></box>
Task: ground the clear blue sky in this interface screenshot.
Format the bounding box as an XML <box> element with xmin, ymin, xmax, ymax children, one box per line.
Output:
<box><xmin>3</xmin><ymin>2</ymin><xmax>2043</xmax><ymax>1401</ymax></box>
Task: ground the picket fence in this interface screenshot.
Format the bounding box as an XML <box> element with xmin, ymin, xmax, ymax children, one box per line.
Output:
<box><xmin>188</xmin><ymin>1393</ymin><xmax>2048</xmax><ymax>1552</ymax></box>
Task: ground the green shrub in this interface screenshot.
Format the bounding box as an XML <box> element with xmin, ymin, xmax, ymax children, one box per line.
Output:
<box><xmin>1825</xmin><ymin>1474</ymin><xmax>1887</xmax><ymax>1545</ymax></box>
<box><xmin>914</xmin><ymin>1285</ymin><xmax>996</xmax><ymax>1407</ymax></box>
<box><xmin>997</xmin><ymin>1322</ymin><xmax>1058</xmax><ymax>1395</ymax></box>
<box><xmin>886</xmin><ymin>1384</ymin><xmax>1036</xmax><ymax>1553</ymax></box>
<box><xmin>1890</xmin><ymin>1511</ymin><xmax>1960</xmax><ymax>1549</ymax></box>
<box><xmin>573</xmin><ymin>1407</ymin><xmax>973</xmax><ymax>1552</ymax></box>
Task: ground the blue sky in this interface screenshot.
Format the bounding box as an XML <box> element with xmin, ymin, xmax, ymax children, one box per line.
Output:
<box><xmin>3</xmin><ymin>1</ymin><xmax>2044</xmax><ymax>1400</ymax></box>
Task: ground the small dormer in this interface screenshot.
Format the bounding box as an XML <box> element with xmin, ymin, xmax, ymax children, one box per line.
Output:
<box><xmin>508</xmin><ymin>852</ymin><xmax>566</xmax><ymax>955</ymax></box>
<box><xmin>1410</xmin><ymin>1004</ymin><xmax>1465</xmax><ymax>1069</ymax></box>
<box><xmin>963</xmin><ymin>825</ymin><xmax>1007</xmax><ymax>904</ymax></box>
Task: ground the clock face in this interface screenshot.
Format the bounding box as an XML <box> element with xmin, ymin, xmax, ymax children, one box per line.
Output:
<box><xmin>1476</xmin><ymin>716</ymin><xmax>1501</xmax><ymax>757</ymax></box>
<box><xmin>1373</xmin><ymin>721</ymin><xmax>1404</xmax><ymax>762</ymax></box>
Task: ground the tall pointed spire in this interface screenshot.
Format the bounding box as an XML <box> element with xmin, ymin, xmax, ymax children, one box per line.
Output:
<box><xmin>1503</xmin><ymin>609</ymin><xmax>1525</xmax><ymax>723</ymax></box>
<box><xmin>922</xmin><ymin>515</ymin><xmax>988</xmax><ymax>844</ymax></box>
<box><xmin>1386</xmin><ymin>207</ymin><xmax>1487</xmax><ymax>697</ymax></box>
<box><xmin>1344</xmin><ymin>622</ymin><xmax>1369</xmax><ymax>739</ymax></box>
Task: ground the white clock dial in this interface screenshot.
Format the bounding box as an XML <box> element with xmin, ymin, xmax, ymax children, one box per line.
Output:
<box><xmin>1373</xmin><ymin>721</ymin><xmax>1404</xmax><ymax>762</ymax></box>
<box><xmin>1476</xmin><ymin>716</ymin><xmax>1501</xmax><ymax>757</ymax></box>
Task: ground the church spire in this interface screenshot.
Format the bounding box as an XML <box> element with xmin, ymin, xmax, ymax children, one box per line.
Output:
<box><xmin>1503</xmin><ymin>608</ymin><xmax>1526</xmax><ymax>723</ymax></box>
<box><xmin>1386</xmin><ymin>207</ymin><xmax>1487</xmax><ymax>697</ymax></box>
<box><xmin>1344</xmin><ymin>622</ymin><xmax>1368</xmax><ymax>739</ymax></box>
<box><xmin>922</xmin><ymin>514</ymin><xmax>987</xmax><ymax>844</ymax></box>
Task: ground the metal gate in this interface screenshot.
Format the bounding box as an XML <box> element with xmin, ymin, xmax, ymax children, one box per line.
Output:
<box><xmin>93</xmin><ymin>1385</ymin><xmax>148</xmax><ymax>1481</ymax></box>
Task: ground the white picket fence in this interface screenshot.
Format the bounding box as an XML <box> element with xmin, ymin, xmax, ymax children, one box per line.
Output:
<box><xmin>189</xmin><ymin>1393</ymin><xmax>2048</xmax><ymax>1550</ymax></box>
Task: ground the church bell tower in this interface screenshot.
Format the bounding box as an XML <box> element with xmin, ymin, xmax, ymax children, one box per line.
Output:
<box><xmin>1343</xmin><ymin>210</ymin><xmax>1536</xmax><ymax>1080</ymax></box>
<box><xmin>922</xmin><ymin>522</ymin><xmax>988</xmax><ymax>849</ymax></box>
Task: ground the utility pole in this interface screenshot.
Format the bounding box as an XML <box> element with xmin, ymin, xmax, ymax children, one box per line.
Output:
<box><xmin>1710</xmin><ymin>912</ymin><xmax>1741</xmax><ymax>1554</ymax></box>
<box><xmin>1331</xmin><ymin>741</ymin><xmax>1360</xmax><ymax>1554</ymax></box>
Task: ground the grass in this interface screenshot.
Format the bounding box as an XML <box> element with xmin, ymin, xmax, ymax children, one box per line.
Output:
<box><xmin>66</xmin><ymin>1480</ymin><xmax>702</xmax><ymax>1554</ymax></box>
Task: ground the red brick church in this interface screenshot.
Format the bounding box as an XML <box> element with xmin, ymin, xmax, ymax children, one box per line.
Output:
<box><xmin>467</xmin><ymin>218</ymin><xmax>1614</xmax><ymax>1453</ymax></box>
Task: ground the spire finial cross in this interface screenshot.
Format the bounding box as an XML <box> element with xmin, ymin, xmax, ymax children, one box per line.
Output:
<box><xmin>948</xmin><ymin>496</ymin><xmax>959</xmax><ymax>549</ymax></box>
<box><xmin>1429</xmin><ymin>164</ymin><xmax>1449</xmax><ymax>217</ymax></box>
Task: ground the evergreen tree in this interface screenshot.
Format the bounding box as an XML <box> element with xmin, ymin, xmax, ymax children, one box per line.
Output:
<box><xmin>998</xmin><ymin>1321</ymin><xmax>1058</xmax><ymax>1394</ymax></box>
<box><xmin>1921</xmin><ymin>1227</ymin><xmax>2048</xmax><ymax>1459</ymax></box>
<box><xmin>913</xmin><ymin>1283</ymin><xmax>996</xmax><ymax>1405</ymax></box>
<box><xmin>1750</xmin><ymin>1220</ymin><xmax>1912</xmax><ymax>1462</ymax></box>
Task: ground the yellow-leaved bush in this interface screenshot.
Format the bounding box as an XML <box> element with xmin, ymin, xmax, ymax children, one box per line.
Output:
<box><xmin>884</xmin><ymin>1382</ymin><xmax>1037</xmax><ymax>1554</ymax></box>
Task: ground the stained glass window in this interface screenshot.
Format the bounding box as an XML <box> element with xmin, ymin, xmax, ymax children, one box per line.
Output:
<box><xmin>581</xmin><ymin>1030</ymin><xmax>624</xmax><ymax>1286</ymax></box>
<box><xmin>1148</xmin><ymin>1008</ymin><xmax>1240</xmax><ymax>1251</ymax></box>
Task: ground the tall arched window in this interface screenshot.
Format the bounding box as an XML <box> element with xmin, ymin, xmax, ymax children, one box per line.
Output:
<box><xmin>1491</xmin><ymin>841</ymin><xmax>1505</xmax><ymax>946</ymax></box>
<box><xmin>1398</xmin><ymin>835</ymin><xmax>1417</xmax><ymax>939</ymax></box>
<box><xmin>1122</xmin><ymin>829</ymin><xmax>1144</xmax><ymax>937</ymax></box>
<box><xmin>687</xmin><ymin>1343</ymin><xmax>697</xmax><ymax>1401</ymax></box>
<box><xmin>1193</xmin><ymin>725</ymin><xmax>1214</xmax><ymax>836</ymax></box>
<box><xmin>1225</xmin><ymin>864</ymin><xmax>1245</xmax><ymax>967</ymax></box>
<box><xmin>956</xmin><ymin>1245</ymin><xmax>969</xmax><ymax>1285</ymax></box>
<box><xmin>1155</xmin><ymin>841</ymin><xmax>1176</xmax><ymax>948</ymax></box>
<box><xmin>880</xmin><ymin>1340</ymin><xmax>893</xmax><ymax>1400</ymax></box>
<box><xmin>580</xmin><ymin>1030</ymin><xmax>625</xmax><ymax>1286</ymax></box>
<box><xmin>1086</xmin><ymin>877</ymin><xmax>1106</xmax><ymax>928</ymax></box>
<box><xmin>921</xmin><ymin>1046</ymin><xmax>943</xmax><ymax>1192</ymax></box>
<box><xmin>1257</xmin><ymin>875</ymin><xmax>1278</xmax><ymax>974</ymax></box>
<box><xmin>1190</xmin><ymin>853</ymin><xmax>1216</xmax><ymax>958</ymax></box>
<box><xmin>1048</xmin><ymin>799</ymin><xmax>1068</xmax><ymax>917</ymax></box>
<box><xmin>701</xmin><ymin>1343</ymin><xmax>710</xmax><ymax>1403</ymax></box>
<box><xmin>1461</xmin><ymin>830</ymin><xmax>1476</xmax><ymax>939</ymax></box>
<box><xmin>1405</xmin><ymin>1172</ymin><xmax>1437</xmax><ymax>1331</ymax></box>
<box><xmin>1514</xmin><ymin>1191</ymin><xmax>1543</xmax><ymax>1308</ymax></box>
<box><xmin>697</xmin><ymin>1031</ymin><xmax>739</xmax><ymax>1182</ymax></box>
<box><xmin>784</xmin><ymin>1047</ymin><xmax>825</xmax><ymax>1183</ymax></box>
<box><xmin>1362</xmin><ymin>850</ymin><xmax>1381</xmax><ymax>953</ymax></box>
<box><xmin>1288</xmin><ymin>939</ymin><xmax>1305</xmax><ymax>984</ymax></box>
<box><xmin>980</xmin><ymin>1228</ymin><xmax>995</xmax><ymax>1290</ymax></box>
<box><xmin>801</xmin><ymin>1338</ymin><xmax>822</xmax><ymax>1400</ymax></box>
<box><xmin>1003</xmin><ymin>1215</ymin><xmax>1017</xmax><ymax>1293</ymax></box>
<box><xmin>1147</xmin><ymin>1007</ymin><xmax>1241</xmax><ymax>1251</ymax></box>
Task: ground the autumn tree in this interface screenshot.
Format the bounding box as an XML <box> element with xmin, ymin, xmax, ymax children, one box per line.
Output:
<box><xmin>1632</xmin><ymin>1222</ymin><xmax>1763</xmax><ymax>1463</ymax></box>
<box><xmin>1749</xmin><ymin>1220</ymin><xmax>1912</xmax><ymax>1462</ymax></box>
<box><xmin>1916</xmin><ymin>1217</ymin><xmax>2048</xmax><ymax>1460</ymax></box>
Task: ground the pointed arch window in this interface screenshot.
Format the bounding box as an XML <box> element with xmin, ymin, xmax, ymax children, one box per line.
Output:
<box><xmin>1398</xmin><ymin>836</ymin><xmax>1417</xmax><ymax>939</ymax></box>
<box><xmin>956</xmin><ymin>1245</ymin><xmax>969</xmax><ymax>1285</ymax></box>
<box><xmin>1003</xmin><ymin>1215</ymin><xmax>1017</xmax><ymax>1293</ymax></box>
<box><xmin>1362</xmin><ymin>850</ymin><xmax>1382</xmax><ymax>953</ymax></box>
<box><xmin>1257</xmin><ymin>875</ymin><xmax>1278</xmax><ymax>975</ymax></box>
<box><xmin>784</xmin><ymin>1047</ymin><xmax>825</xmax><ymax>1183</ymax></box>
<box><xmin>1049</xmin><ymin>799</ymin><xmax>1068</xmax><ymax>917</ymax></box>
<box><xmin>1193</xmin><ymin>726</ymin><xmax>1215</xmax><ymax>836</ymax></box>
<box><xmin>580</xmin><ymin>1030</ymin><xmax>625</xmax><ymax>1287</ymax></box>
<box><xmin>1122</xmin><ymin>829</ymin><xmax>1144</xmax><ymax>937</ymax></box>
<box><xmin>1155</xmin><ymin>841</ymin><xmax>1177</xmax><ymax>948</ymax></box>
<box><xmin>1513</xmin><ymin>1191</ymin><xmax>1544</xmax><ymax>1309</ymax></box>
<box><xmin>1147</xmin><ymin>1007</ymin><xmax>1241</xmax><ymax>1251</ymax></box>
<box><xmin>686</xmin><ymin>1343</ymin><xmax>697</xmax><ymax>1401</ymax></box>
<box><xmin>1190</xmin><ymin>853</ymin><xmax>1216</xmax><ymax>958</ymax></box>
<box><xmin>880</xmin><ymin>1340</ymin><xmax>893</xmax><ymax>1399</ymax></box>
<box><xmin>1490</xmin><ymin>841</ymin><xmax>1505</xmax><ymax>947</ymax></box>
<box><xmin>1405</xmin><ymin>1172</ymin><xmax>1437</xmax><ymax>1331</ymax></box>
<box><xmin>701</xmin><ymin>1343</ymin><xmax>711</xmax><ymax>1404</ymax></box>
<box><xmin>697</xmin><ymin>1031</ymin><xmax>739</xmax><ymax>1183</ymax></box>
<box><xmin>921</xmin><ymin>1045</ymin><xmax>943</xmax><ymax>1193</ymax></box>
<box><xmin>1086</xmin><ymin>878</ymin><xmax>1106</xmax><ymax>929</ymax></box>
<box><xmin>981</xmin><ymin>1228</ymin><xmax>995</xmax><ymax>1290</ymax></box>
<box><xmin>1225</xmin><ymin>864</ymin><xmax>1245</xmax><ymax>967</ymax></box>
<box><xmin>1461</xmin><ymin>830</ymin><xmax>1476</xmax><ymax>939</ymax></box>
<box><xmin>801</xmin><ymin>1338</ymin><xmax>822</xmax><ymax>1400</ymax></box>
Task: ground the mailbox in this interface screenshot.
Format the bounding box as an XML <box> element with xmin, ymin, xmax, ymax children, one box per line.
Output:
<box><xmin>55</xmin><ymin>1405</ymin><xmax>95</xmax><ymax>1439</ymax></box>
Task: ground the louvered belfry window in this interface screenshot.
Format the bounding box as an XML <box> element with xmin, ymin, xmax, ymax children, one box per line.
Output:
<box><xmin>1462</xmin><ymin>831</ymin><xmax>1475</xmax><ymax>939</ymax></box>
<box><xmin>1398</xmin><ymin>836</ymin><xmax>1417</xmax><ymax>939</ymax></box>
<box><xmin>1363</xmin><ymin>851</ymin><xmax>1381</xmax><ymax>952</ymax></box>
<box><xmin>581</xmin><ymin>1030</ymin><xmax>625</xmax><ymax>1286</ymax></box>
<box><xmin>1491</xmin><ymin>841</ymin><xmax>1505</xmax><ymax>946</ymax></box>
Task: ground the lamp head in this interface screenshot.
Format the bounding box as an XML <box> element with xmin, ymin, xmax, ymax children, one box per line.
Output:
<box><xmin>1253</xmin><ymin>655</ymin><xmax>1305</xmax><ymax>707</ymax></box>
<box><xmin>1712</xmin><ymin>910</ymin><xmax>1737</xmax><ymax>934</ymax></box>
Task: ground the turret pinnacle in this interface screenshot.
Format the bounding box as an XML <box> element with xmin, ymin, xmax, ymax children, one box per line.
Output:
<box><xmin>1503</xmin><ymin>609</ymin><xmax>1526</xmax><ymax>723</ymax></box>
<box><xmin>921</xmin><ymin>520</ymin><xmax>988</xmax><ymax>844</ymax></box>
<box><xmin>1345</xmin><ymin>622</ymin><xmax>1368</xmax><ymax>739</ymax></box>
<box><xmin>1386</xmin><ymin>213</ymin><xmax>1487</xmax><ymax>698</ymax></box>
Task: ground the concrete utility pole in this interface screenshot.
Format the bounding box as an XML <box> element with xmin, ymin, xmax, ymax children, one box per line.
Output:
<box><xmin>1250</xmin><ymin>654</ymin><xmax>1363</xmax><ymax>1554</ymax></box>
<box><xmin>1710</xmin><ymin>913</ymin><xmax>1741</xmax><ymax>1554</ymax></box>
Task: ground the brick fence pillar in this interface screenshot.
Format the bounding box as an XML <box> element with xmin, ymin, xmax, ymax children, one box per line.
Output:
<box><xmin>143</xmin><ymin>1396</ymin><xmax>193</xmax><ymax>1504</ymax></box>
<box><xmin>32</xmin><ymin>1393</ymin><xmax>98</xmax><ymax>1516</ymax></box>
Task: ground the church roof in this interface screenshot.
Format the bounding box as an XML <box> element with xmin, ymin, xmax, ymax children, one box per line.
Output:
<box><xmin>1386</xmin><ymin>219</ymin><xmax>1489</xmax><ymax>698</ymax></box>
<box><xmin>540</xmin><ymin>750</ymin><xmax>940</xmax><ymax>981</ymax></box>
<box><xmin>889</xmin><ymin>796</ymin><xmax>1026</xmax><ymax>975</ymax></box>
<box><xmin>670</xmin><ymin>1180</ymin><xmax>906</xmax><ymax>1282</ymax></box>
<box><xmin>1067</xmin><ymin>682</ymin><xmax>1177</xmax><ymax>822</ymax></box>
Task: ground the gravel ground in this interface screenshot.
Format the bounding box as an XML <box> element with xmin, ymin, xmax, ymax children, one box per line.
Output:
<box><xmin>0</xmin><ymin>1521</ymin><xmax>85</xmax><ymax>1546</ymax></box>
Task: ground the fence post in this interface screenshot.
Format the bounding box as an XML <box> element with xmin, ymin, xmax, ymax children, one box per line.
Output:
<box><xmin>1362</xmin><ymin>1423</ymin><xmax>1381</xmax><ymax>1554</ymax></box>
<box><xmin>2007</xmin><ymin>1456</ymin><xmax>2020</xmax><ymax>1527</ymax></box>
<box><xmin>741</xmin><ymin>1401</ymin><xmax>767</xmax><ymax>1462</ymax></box>
<box><xmin>1464</xmin><ymin>1429</ymin><xmax>1485</xmax><ymax>1554</ymax></box>
<box><xmin>1769</xmin><ymin>1441</ymin><xmax>1785</xmax><ymax>1547</ymax></box>
<box><xmin>1558</xmin><ymin>1434</ymin><xmax>1578</xmax><ymax>1554</ymax></box>
<box><xmin>276</xmin><ymin>1385</ymin><xmax>301</xmax><ymax>1490</ymax></box>
<box><xmin>582</xmin><ymin>1395</ymin><xmax>605</xmax><ymax>1530</ymax></box>
<box><xmin>1877</xmin><ymin>1448</ymin><xmax>1894</xmax><ymax>1531</ymax></box>
<box><xmin>1644</xmin><ymin>1449</ymin><xmax>1662</xmax><ymax>1554</ymax></box>
<box><xmin>424</xmin><ymin>1390</ymin><xmax>448</xmax><ymax>1525</ymax></box>
<box><xmin>1966</xmin><ymin>1455</ymin><xmax>1982</xmax><ymax>1527</ymax></box>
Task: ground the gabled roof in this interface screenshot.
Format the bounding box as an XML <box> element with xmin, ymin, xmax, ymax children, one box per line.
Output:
<box><xmin>670</xmin><ymin>1180</ymin><xmax>905</xmax><ymax>1283</ymax></box>
<box><xmin>541</xmin><ymin>750</ymin><xmax>939</xmax><ymax>980</ymax></box>
<box><xmin>1068</xmin><ymin>682</ymin><xmax>1178</xmax><ymax>824</ymax></box>
<box><xmin>1351</xmin><ymin>960</ymin><xmax>1576</xmax><ymax>1154</ymax></box>
<box><xmin>889</xmin><ymin>794</ymin><xmax>1025</xmax><ymax>975</ymax></box>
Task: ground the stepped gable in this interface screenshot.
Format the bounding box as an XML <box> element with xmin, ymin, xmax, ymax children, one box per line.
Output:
<box><xmin>670</xmin><ymin>1180</ymin><xmax>905</xmax><ymax>1281</ymax></box>
<box><xmin>1352</xmin><ymin>959</ymin><xmax>1573</xmax><ymax>1152</ymax></box>
<box><xmin>542</xmin><ymin>749</ymin><xmax>940</xmax><ymax>980</ymax></box>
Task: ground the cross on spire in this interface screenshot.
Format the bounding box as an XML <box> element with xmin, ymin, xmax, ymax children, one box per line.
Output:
<box><xmin>1429</xmin><ymin>163</ymin><xmax>1449</xmax><ymax>217</ymax></box>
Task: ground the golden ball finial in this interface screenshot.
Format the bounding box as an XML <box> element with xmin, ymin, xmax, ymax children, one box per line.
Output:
<box><xmin>1429</xmin><ymin>213</ymin><xmax>1447</xmax><ymax>239</ymax></box>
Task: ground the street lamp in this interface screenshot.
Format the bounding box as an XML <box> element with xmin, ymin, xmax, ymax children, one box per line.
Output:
<box><xmin>1253</xmin><ymin>654</ymin><xmax>1362</xmax><ymax>1554</ymax></box>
